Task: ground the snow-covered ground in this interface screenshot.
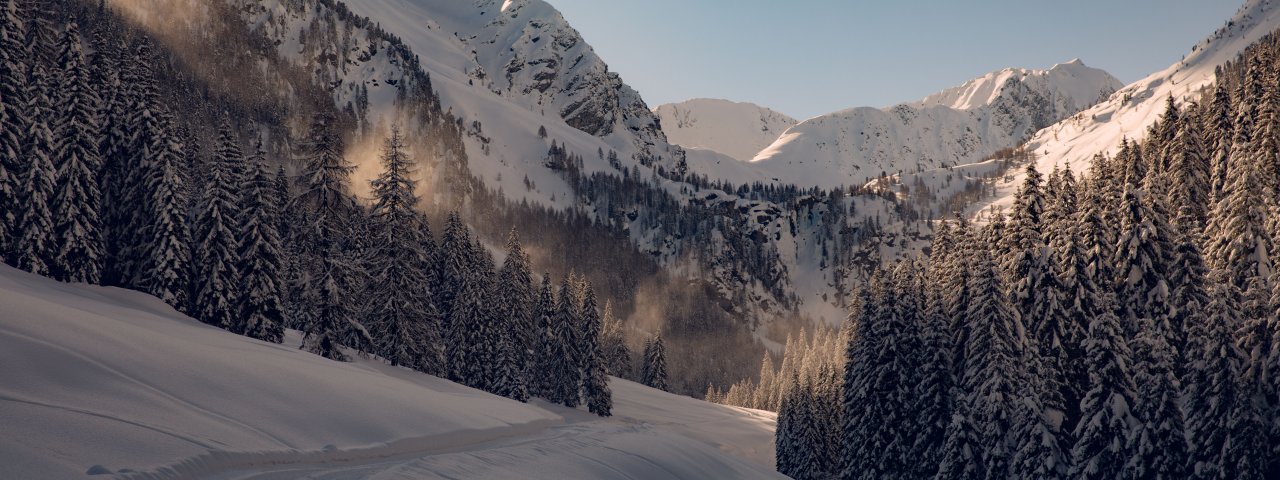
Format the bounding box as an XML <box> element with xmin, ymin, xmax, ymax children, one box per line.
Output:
<box><xmin>0</xmin><ymin>265</ymin><xmax>780</xmax><ymax>479</ymax></box>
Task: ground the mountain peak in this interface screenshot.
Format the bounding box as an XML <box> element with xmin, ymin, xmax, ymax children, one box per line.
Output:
<box><xmin>653</xmin><ymin>99</ymin><xmax>798</xmax><ymax>162</ymax></box>
<box><xmin>910</xmin><ymin>61</ymin><xmax>1121</xmax><ymax>112</ymax></box>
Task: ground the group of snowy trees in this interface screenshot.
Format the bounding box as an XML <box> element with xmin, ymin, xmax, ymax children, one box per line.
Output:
<box><xmin>0</xmin><ymin>1</ymin><xmax>623</xmax><ymax>416</ymax></box>
<box><xmin>768</xmin><ymin>33</ymin><xmax>1280</xmax><ymax>479</ymax></box>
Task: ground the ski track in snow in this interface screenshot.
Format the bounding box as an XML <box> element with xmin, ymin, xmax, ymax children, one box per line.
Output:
<box><xmin>0</xmin><ymin>265</ymin><xmax>780</xmax><ymax>479</ymax></box>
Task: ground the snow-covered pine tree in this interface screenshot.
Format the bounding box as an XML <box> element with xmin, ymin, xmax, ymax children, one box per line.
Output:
<box><xmin>236</xmin><ymin>137</ymin><xmax>285</xmax><ymax>343</ymax></box>
<box><xmin>365</xmin><ymin>127</ymin><xmax>435</xmax><ymax>365</ymax></box>
<box><xmin>912</xmin><ymin>225</ymin><xmax>954</xmax><ymax>479</ymax></box>
<box><xmin>1068</xmin><ymin>291</ymin><xmax>1138</xmax><ymax>480</ymax></box>
<box><xmin>942</xmin><ymin>219</ymin><xmax>973</xmax><ymax>386</ymax></box>
<box><xmin>1147</xmin><ymin>95</ymin><xmax>1180</xmax><ymax>178</ymax></box>
<box><xmin>1259</xmin><ymin>64</ymin><xmax>1280</xmax><ymax>203</ymax></box>
<box><xmin>1170</xmin><ymin>207</ymin><xmax>1212</xmax><ymax>377</ymax></box>
<box><xmin>545</xmin><ymin>276</ymin><xmax>583</xmax><ymax>406</ymax></box>
<box><xmin>1206</xmin><ymin>82</ymin><xmax>1233</xmax><ymax>203</ymax></box>
<box><xmin>776</xmin><ymin>371</ymin><xmax>800</xmax><ymax>477</ymax></box>
<box><xmin>752</xmin><ymin>352</ymin><xmax>776</xmax><ymax>411</ymax></box>
<box><xmin>889</xmin><ymin>261</ymin><xmax>928</xmax><ymax>473</ymax></box>
<box><xmin>436</xmin><ymin>212</ymin><xmax>469</xmax><ymax>322</ymax></box>
<box><xmin>471</xmin><ymin>240</ymin><xmax>500</xmax><ymax>391</ymax></box>
<box><xmin>841</xmin><ymin>269</ymin><xmax>900</xmax><ymax>480</ymax></box>
<box><xmin>1126</xmin><ymin>321</ymin><xmax>1189</xmax><ymax>479</ymax></box>
<box><xmin>959</xmin><ymin>247</ymin><xmax>1021</xmax><ymax>478</ymax></box>
<box><xmin>13</xmin><ymin>44</ymin><xmax>55</xmax><ymax>276</ymax></box>
<box><xmin>533</xmin><ymin>275</ymin><xmax>558</xmax><ymax>399</ymax></box>
<box><xmin>1114</xmin><ymin>166</ymin><xmax>1178</xmax><ymax>340</ymax></box>
<box><xmin>1185</xmin><ymin>282</ymin><xmax>1266</xmax><ymax>479</ymax></box>
<box><xmin>19</xmin><ymin>0</ymin><xmax>55</xmax><ymax>67</ymax></box>
<box><xmin>294</xmin><ymin>112</ymin><xmax>361</xmax><ymax>362</ymax></box>
<box><xmin>791</xmin><ymin>376</ymin><xmax>825</xmax><ymax>480</ymax></box>
<box><xmin>1168</xmin><ymin>102</ymin><xmax>1210</xmax><ymax>236</ymax></box>
<box><xmin>1204</xmin><ymin>58</ymin><xmax>1273</xmax><ymax>298</ymax></box>
<box><xmin>0</xmin><ymin>0</ymin><xmax>25</xmax><ymax>263</ymax></box>
<box><xmin>111</xmin><ymin>39</ymin><xmax>164</xmax><ymax>288</ymax></box>
<box><xmin>491</xmin><ymin>319</ymin><xmax>528</xmax><ymax>402</ymax></box>
<box><xmin>582</xmin><ymin>283</ymin><xmax>612</xmax><ymax>416</ymax></box>
<box><xmin>495</xmin><ymin>229</ymin><xmax>536</xmax><ymax>385</ymax></box>
<box><xmin>414</xmin><ymin>218</ymin><xmax>446</xmax><ymax>376</ymax></box>
<box><xmin>50</xmin><ymin>21</ymin><xmax>103</xmax><ymax>284</ymax></box>
<box><xmin>817</xmin><ymin>362</ymin><xmax>843</xmax><ymax>477</ymax></box>
<box><xmin>642</xmin><ymin>334</ymin><xmax>668</xmax><ymax>392</ymax></box>
<box><xmin>1003</xmin><ymin>163</ymin><xmax>1070</xmax><ymax>478</ymax></box>
<box><xmin>193</xmin><ymin>119</ymin><xmax>243</xmax><ymax>330</ymax></box>
<box><xmin>599</xmin><ymin>300</ymin><xmax>632</xmax><ymax>378</ymax></box>
<box><xmin>138</xmin><ymin>111</ymin><xmax>191</xmax><ymax>312</ymax></box>
<box><xmin>445</xmin><ymin>230</ymin><xmax>487</xmax><ymax>387</ymax></box>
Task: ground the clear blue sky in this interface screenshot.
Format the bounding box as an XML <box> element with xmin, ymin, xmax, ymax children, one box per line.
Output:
<box><xmin>549</xmin><ymin>1</ymin><xmax>1243</xmax><ymax>120</ymax></box>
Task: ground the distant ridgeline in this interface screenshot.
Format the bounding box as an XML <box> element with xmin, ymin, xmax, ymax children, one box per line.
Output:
<box><xmin>745</xmin><ymin>29</ymin><xmax>1280</xmax><ymax>480</ymax></box>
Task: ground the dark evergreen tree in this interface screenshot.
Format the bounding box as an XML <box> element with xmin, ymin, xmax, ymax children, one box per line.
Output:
<box><xmin>294</xmin><ymin>112</ymin><xmax>361</xmax><ymax>361</ymax></box>
<box><xmin>599</xmin><ymin>300</ymin><xmax>631</xmax><ymax>377</ymax></box>
<box><xmin>1168</xmin><ymin>101</ymin><xmax>1211</xmax><ymax>235</ymax></box>
<box><xmin>436</xmin><ymin>212</ymin><xmax>469</xmax><ymax>320</ymax></box>
<box><xmin>642</xmin><ymin>334</ymin><xmax>668</xmax><ymax>392</ymax></box>
<box><xmin>236</xmin><ymin>138</ymin><xmax>285</xmax><ymax>343</ymax></box>
<box><xmin>1185</xmin><ymin>282</ymin><xmax>1265</xmax><ymax>479</ymax></box>
<box><xmin>445</xmin><ymin>233</ymin><xmax>487</xmax><ymax>388</ymax></box>
<box><xmin>193</xmin><ymin>120</ymin><xmax>243</xmax><ymax>330</ymax></box>
<box><xmin>13</xmin><ymin>30</ymin><xmax>55</xmax><ymax>275</ymax></box>
<box><xmin>533</xmin><ymin>275</ymin><xmax>558</xmax><ymax>399</ymax></box>
<box><xmin>1068</xmin><ymin>292</ymin><xmax>1138</xmax><ymax>480</ymax></box>
<box><xmin>0</xmin><ymin>0</ymin><xmax>25</xmax><ymax>262</ymax></box>
<box><xmin>495</xmin><ymin>229</ymin><xmax>535</xmax><ymax>385</ymax></box>
<box><xmin>1206</xmin><ymin>82</ymin><xmax>1233</xmax><ymax>203</ymax></box>
<box><xmin>49</xmin><ymin>21</ymin><xmax>103</xmax><ymax>283</ymax></box>
<box><xmin>365</xmin><ymin>127</ymin><xmax>438</xmax><ymax>365</ymax></box>
<box><xmin>105</xmin><ymin>39</ymin><xmax>163</xmax><ymax>288</ymax></box>
<box><xmin>958</xmin><ymin>248</ymin><xmax>1020</xmax><ymax>478</ymax></box>
<box><xmin>138</xmin><ymin>111</ymin><xmax>190</xmax><ymax>311</ymax></box>
<box><xmin>582</xmin><ymin>284</ymin><xmax>612</xmax><ymax>416</ymax></box>
<box><xmin>841</xmin><ymin>266</ymin><xmax>925</xmax><ymax>479</ymax></box>
<box><xmin>913</xmin><ymin>237</ymin><xmax>953</xmax><ymax>479</ymax></box>
<box><xmin>1126</xmin><ymin>323</ymin><xmax>1189</xmax><ymax>479</ymax></box>
<box><xmin>543</xmin><ymin>277</ymin><xmax>582</xmax><ymax>405</ymax></box>
<box><xmin>1170</xmin><ymin>206</ymin><xmax>1212</xmax><ymax>376</ymax></box>
<box><xmin>776</xmin><ymin>372</ymin><xmax>800</xmax><ymax>477</ymax></box>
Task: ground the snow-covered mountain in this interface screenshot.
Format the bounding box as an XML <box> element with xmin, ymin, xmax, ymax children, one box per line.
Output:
<box><xmin>0</xmin><ymin>265</ymin><xmax>780</xmax><ymax>478</ymax></box>
<box><xmin>976</xmin><ymin>0</ymin><xmax>1280</xmax><ymax>215</ymax></box>
<box><xmin>653</xmin><ymin>99</ymin><xmax>798</xmax><ymax>162</ymax></box>
<box><xmin>325</xmin><ymin>0</ymin><xmax>686</xmax><ymax>206</ymax></box>
<box><xmin>105</xmin><ymin>0</ymin><xmax>1277</xmax><ymax>336</ymax></box>
<box><xmin>741</xmin><ymin>60</ymin><xmax>1122</xmax><ymax>189</ymax></box>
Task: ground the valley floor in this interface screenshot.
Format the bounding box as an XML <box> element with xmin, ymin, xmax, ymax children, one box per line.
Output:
<box><xmin>0</xmin><ymin>266</ymin><xmax>779</xmax><ymax>479</ymax></box>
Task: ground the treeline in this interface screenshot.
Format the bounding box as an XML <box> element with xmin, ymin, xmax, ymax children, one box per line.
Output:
<box><xmin>768</xmin><ymin>28</ymin><xmax>1280</xmax><ymax>480</ymax></box>
<box><xmin>0</xmin><ymin>0</ymin><xmax>630</xmax><ymax>416</ymax></box>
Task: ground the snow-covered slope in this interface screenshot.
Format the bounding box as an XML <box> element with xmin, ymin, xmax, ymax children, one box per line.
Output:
<box><xmin>745</xmin><ymin>60</ymin><xmax>1122</xmax><ymax>189</ymax></box>
<box><xmin>0</xmin><ymin>266</ymin><xmax>780</xmax><ymax>479</ymax></box>
<box><xmin>977</xmin><ymin>0</ymin><xmax>1280</xmax><ymax>214</ymax></box>
<box><xmin>653</xmin><ymin>99</ymin><xmax>798</xmax><ymax>162</ymax></box>
<box><xmin>910</xmin><ymin>59</ymin><xmax>1120</xmax><ymax>115</ymax></box>
<box><xmin>329</xmin><ymin>0</ymin><xmax>684</xmax><ymax>207</ymax></box>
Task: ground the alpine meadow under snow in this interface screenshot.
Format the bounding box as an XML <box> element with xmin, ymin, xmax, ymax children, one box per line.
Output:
<box><xmin>6</xmin><ymin>0</ymin><xmax>1280</xmax><ymax>478</ymax></box>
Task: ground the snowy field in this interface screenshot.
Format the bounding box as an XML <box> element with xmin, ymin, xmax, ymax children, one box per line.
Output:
<box><xmin>0</xmin><ymin>265</ymin><xmax>780</xmax><ymax>479</ymax></box>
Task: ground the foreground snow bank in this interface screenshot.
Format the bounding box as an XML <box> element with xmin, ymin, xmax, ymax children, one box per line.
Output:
<box><xmin>0</xmin><ymin>266</ymin><xmax>779</xmax><ymax>479</ymax></box>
